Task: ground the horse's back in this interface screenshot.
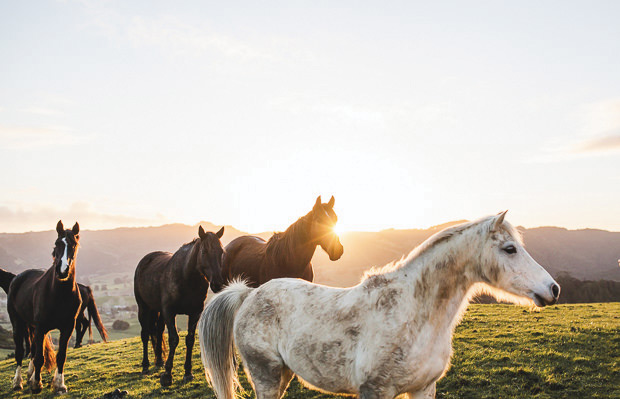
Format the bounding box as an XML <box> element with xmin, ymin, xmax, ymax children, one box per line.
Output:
<box><xmin>9</xmin><ymin>269</ymin><xmax>45</xmax><ymax>298</ymax></box>
<box><xmin>223</xmin><ymin>235</ymin><xmax>267</xmax><ymax>286</ymax></box>
<box><xmin>134</xmin><ymin>251</ymin><xmax>172</xmax><ymax>310</ymax></box>
<box><xmin>235</xmin><ymin>278</ymin><xmax>354</xmax><ymax>340</ymax></box>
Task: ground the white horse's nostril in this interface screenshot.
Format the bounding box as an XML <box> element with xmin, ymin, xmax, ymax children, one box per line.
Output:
<box><xmin>551</xmin><ymin>283</ymin><xmax>560</xmax><ymax>299</ymax></box>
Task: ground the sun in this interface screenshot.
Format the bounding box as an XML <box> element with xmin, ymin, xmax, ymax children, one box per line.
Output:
<box><xmin>332</xmin><ymin>223</ymin><xmax>348</xmax><ymax>235</ymax></box>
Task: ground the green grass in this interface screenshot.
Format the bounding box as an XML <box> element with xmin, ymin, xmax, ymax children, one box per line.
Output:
<box><xmin>0</xmin><ymin>303</ymin><xmax>617</xmax><ymax>398</ymax></box>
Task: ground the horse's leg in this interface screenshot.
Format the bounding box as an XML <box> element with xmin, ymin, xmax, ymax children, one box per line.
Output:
<box><xmin>74</xmin><ymin>317</ymin><xmax>86</xmax><ymax>348</ymax></box>
<box><xmin>52</xmin><ymin>326</ymin><xmax>72</xmax><ymax>393</ymax></box>
<box><xmin>29</xmin><ymin>329</ymin><xmax>44</xmax><ymax>394</ymax></box>
<box><xmin>11</xmin><ymin>321</ymin><xmax>25</xmax><ymax>390</ymax></box>
<box><xmin>154</xmin><ymin>312</ymin><xmax>165</xmax><ymax>368</ymax></box>
<box><xmin>182</xmin><ymin>312</ymin><xmax>199</xmax><ymax>383</ymax></box>
<box><xmin>358</xmin><ymin>384</ymin><xmax>396</xmax><ymax>399</ymax></box>
<box><xmin>406</xmin><ymin>383</ymin><xmax>436</xmax><ymax>399</ymax></box>
<box><xmin>137</xmin><ymin>303</ymin><xmax>151</xmax><ymax>374</ymax></box>
<box><xmin>242</xmin><ymin>350</ymin><xmax>286</xmax><ymax>399</ymax></box>
<box><xmin>24</xmin><ymin>325</ymin><xmax>31</xmax><ymax>358</ymax></box>
<box><xmin>160</xmin><ymin>310</ymin><xmax>178</xmax><ymax>387</ymax></box>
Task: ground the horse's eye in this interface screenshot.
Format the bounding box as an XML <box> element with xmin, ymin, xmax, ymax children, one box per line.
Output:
<box><xmin>503</xmin><ymin>245</ymin><xmax>517</xmax><ymax>254</ymax></box>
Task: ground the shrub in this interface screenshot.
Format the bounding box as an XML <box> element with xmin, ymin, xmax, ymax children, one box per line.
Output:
<box><xmin>112</xmin><ymin>320</ymin><xmax>130</xmax><ymax>331</ymax></box>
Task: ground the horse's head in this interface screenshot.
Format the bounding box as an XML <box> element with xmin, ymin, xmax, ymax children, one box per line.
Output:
<box><xmin>477</xmin><ymin>211</ymin><xmax>560</xmax><ymax>307</ymax></box>
<box><xmin>53</xmin><ymin>220</ymin><xmax>80</xmax><ymax>281</ymax></box>
<box><xmin>310</xmin><ymin>196</ymin><xmax>344</xmax><ymax>261</ymax></box>
<box><xmin>197</xmin><ymin>225</ymin><xmax>226</xmax><ymax>293</ymax></box>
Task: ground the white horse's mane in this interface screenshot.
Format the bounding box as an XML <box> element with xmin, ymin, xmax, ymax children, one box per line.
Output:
<box><xmin>363</xmin><ymin>215</ymin><xmax>523</xmax><ymax>280</ymax></box>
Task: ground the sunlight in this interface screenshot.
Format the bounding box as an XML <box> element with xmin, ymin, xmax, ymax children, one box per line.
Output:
<box><xmin>332</xmin><ymin>223</ymin><xmax>347</xmax><ymax>235</ymax></box>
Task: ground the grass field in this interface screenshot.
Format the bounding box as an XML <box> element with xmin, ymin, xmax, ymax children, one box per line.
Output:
<box><xmin>0</xmin><ymin>303</ymin><xmax>617</xmax><ymax>398</ymax></box>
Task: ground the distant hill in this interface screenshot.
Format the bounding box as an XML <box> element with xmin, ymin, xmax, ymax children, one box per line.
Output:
<box><xmin>315</xmin><ymin>224</ymin><xmax>620</xmax><ymax>287</ymax></box>
<box><xmin>0</xmin><ymin>221</ymin><xmax>618</xmax><ymax>288</ymax></box>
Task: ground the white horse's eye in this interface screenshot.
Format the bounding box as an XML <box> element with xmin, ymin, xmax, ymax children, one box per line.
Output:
<box><xmin>503</xmin><ymin>245</ymin><xmax>517</xmax><ymax>254</ymax></box>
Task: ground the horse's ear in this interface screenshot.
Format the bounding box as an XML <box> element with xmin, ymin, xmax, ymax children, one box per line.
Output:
<box><xmin>492</xmin><ymin>210</ymin><xmax>508</xmax><ymax>232</ymax></box>
<box><xmin>72</xmin><ymin>222</ymin><xmax>80</xmax><ymax>236</ymax></box>
<box><xmin>56</xmin><ymin>220</ymin><xmax>64</xmax><ymax>236</ymax></box>
<box><xmin>327</xmin><ymin>196</ymin><xmax>335</xmax><ymax>208</ymax></box>
<box><xmin>198</xmin><ymin>225</ymin><xmax>207</xmax><ymax>239</ymax></box>
<box><xmin>216</xmin><ymin>226</ymin><xmax>224</xmax><ymax>238</ymax></box>
<box><xmin>314</xmin><ymin>196</ymin><xmax>322</xmax><ymax>209</ymax></box>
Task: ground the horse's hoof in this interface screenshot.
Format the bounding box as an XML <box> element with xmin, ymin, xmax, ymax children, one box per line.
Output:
<box><xmin>141</xmin><ymin>367</ymin><xmax>150</xmax><ymax>375</ymax></box>
<box><xmin>160</xmin><ymin>373</ymin><xmax>172</xmax><ymax>387</ymax></box>
<box><xmin>183</xmin><ymin>374</ymin><xmax>194</xmax><ymax>383</ymax></box>
<box><xmin>12</xmin><ymin>375</ymin><xmax>22</xmax><ymax>390</ymax></box>
<box><xmin>30</xmin><ymin>381</ymin><xmax>43</xmax><ymax>394</ymax></box>
<box><xmin>53</xmin><ymin>383</ymin><xmax>68</xmax><ymax>394</ymax></box>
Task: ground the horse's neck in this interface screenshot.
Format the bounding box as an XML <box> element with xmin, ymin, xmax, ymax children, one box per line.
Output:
<box><xmin>50</xmin><ymin>267</ymin><xmax>77</xmax><ymax>292</ymax></box>
<box><xmin>179</xmin><ymin>241</ymin><xmax>204</xmax><ymax>280</ymax></box>
<box><xmin>397</xmin><ymin>243</ymin><xmax>477</xmax><ymax>335</ymax></box>
<box><xmin>274</xmin><ymin>217</ymin><xmax>316</xmax><ymax>270</ymax></box>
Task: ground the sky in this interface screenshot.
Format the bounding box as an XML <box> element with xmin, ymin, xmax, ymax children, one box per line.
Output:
<box><xmin>1</xmin><ymin>0</ymin><xmax>619</xmax><ymax>234</ymax></box>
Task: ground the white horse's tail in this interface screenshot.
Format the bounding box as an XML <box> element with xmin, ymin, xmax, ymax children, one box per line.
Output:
<box><xmin>199</xmin><ymin>280</ymin><xmax>253</xmax><ymax>399</ymax></box>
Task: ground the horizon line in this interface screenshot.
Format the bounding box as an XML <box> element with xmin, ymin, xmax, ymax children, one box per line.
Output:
<box><xmin>2</xmin><ymin>220</ymin><xmax>618</xmax><ymax>235</ymax></box>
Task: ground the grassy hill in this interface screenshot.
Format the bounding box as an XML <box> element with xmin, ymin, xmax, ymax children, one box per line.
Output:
<box><xmin>0</xmin><ymin>303</ymin><xmax>617</xmax><ymax>398</ymax></box>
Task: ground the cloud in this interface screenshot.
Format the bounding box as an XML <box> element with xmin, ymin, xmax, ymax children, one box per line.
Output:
<box><xmin>74</xmin><ymin>2</ymin><xmax>270</xmax><ymax>61</ymax></box>
<box><xmin>0</xmin><ymin>125</ymin><xmax>88</xmax><ymax>149</ymax></box>
<box><xmin>0</xmin><ymin>202</ymin><xmax>168</xmax><ymax>233</ymax></box>
<box><xmin>574</xmin><ymin>132</ymin><xmax>620</xmax><ymax>153</ymax></box>
<box><xmin>571</xmin><ymin>99</ymin><xmax>620</xmax><ymax>154</ymax></box>
<box><xmin>125</xmin><ymin>16</ymin><xmax>264</xmax><ymax>60</ymax></box>
<box><xmin>582</xmin><ymin>99</ymin><xmax>620</xmax><ymax>135</ymax></box>
<box><xmin>530</xmin><ymin>98</ymin><xmax>620</xmax><ymax>163</ymax></box>
<box><xmin>20</xmin><ymin>106</ymin><xmax>63</xmax><ymax>117</ymax></box>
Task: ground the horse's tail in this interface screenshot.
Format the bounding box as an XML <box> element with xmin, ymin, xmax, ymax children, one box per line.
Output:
<box><xmin>86</xmin><ymin>292</ymin><xmax>108</xmax><ymax>342</ymax></box>
<box><xmin>88</xmin><ymin>312</ymin><xmax>93</xmax><ymax>344</ymax></box>
<box><xmin>150</xmin><ymin>314</ymin><xmax>167</xmax><ymax>362</ymax></box>
<box><xmin>199</xmin><ymin>279</ymin><xmax>253</xmax><ymax>399</ymax></box>
<box><xmin>43</xmin><ymin>333</ymin><xmax>56</xmax><ymax>372</ymax></box>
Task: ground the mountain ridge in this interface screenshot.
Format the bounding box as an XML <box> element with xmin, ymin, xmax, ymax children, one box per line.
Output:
<box><xmin>0</xmin><ymin>221</ymin><xmax>618</xmax><ymax>287</ymax></box>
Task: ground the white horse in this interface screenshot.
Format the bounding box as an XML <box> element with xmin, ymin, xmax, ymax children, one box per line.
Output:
<box><xmin>198</xmin><ymin>211</ymin><xmax>560</xmax><ymax>399</ymax></box>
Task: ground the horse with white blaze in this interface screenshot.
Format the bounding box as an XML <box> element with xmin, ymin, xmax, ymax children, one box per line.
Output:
<box><xmin>198</xmin><ymin>211</ymin><xmax>560</xmax><ymax>399</ymax></box>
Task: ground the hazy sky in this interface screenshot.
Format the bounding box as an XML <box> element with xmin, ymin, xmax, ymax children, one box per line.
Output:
<box><xmin>1</xmin><ymin>1</ymin><xmax>619</xmax><ymax>233</ymax></box>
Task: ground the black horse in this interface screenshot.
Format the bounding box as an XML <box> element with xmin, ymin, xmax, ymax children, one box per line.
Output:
<box><xmin>74</xmin><ymin>283</ymin><xmax>108</xmax><ymax>348</ymax></box>
<box><xmin>134</xmin><ymin>225</ymin><xmax>225</xmax><ymax>386</ymax></box>
<box><xmin>7</xmin><ymin>221</ymin><xmax>82</xmax><ymax>393</ymax></box>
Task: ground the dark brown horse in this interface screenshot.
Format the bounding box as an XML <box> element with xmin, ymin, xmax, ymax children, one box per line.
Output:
<box><xmin>7</xmin><ymin>220</ymin><xmax>82</xmax><ymax>394</ymax></box>
<box><xmin>223</xmin><ymin>196</ymin><xmax>344</xmax><ymax>287</ymax></box>
<box><xmin>134</xmin><ymin>225</ymin><xmax>225</xmax><ymax>386</ymax></box>
<box><xmin>74</xmin><ymin>284</ymin><xmax>108</xmax><ymax>348</ymax></box>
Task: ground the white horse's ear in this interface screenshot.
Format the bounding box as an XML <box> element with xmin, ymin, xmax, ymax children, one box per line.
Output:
<box><xmin>327</xmin><ymin>196</ymin><xmax>335</xmax><ymax>208</ymax></box>
<box><xmin>314</xmin><ymin>196</ymin><xmax>322</xmax><ymax>208</ymax></box>
<box><xmin>492</xmin><ymin>210</ymin><xmax>508</xmax><ymax>232</ymax></box>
